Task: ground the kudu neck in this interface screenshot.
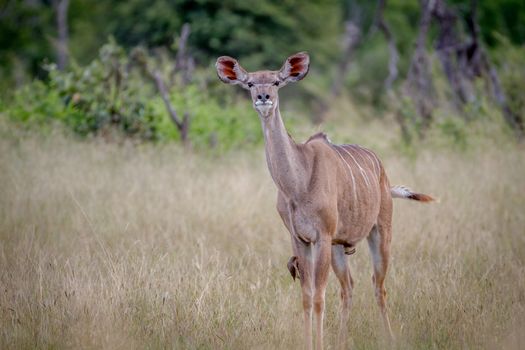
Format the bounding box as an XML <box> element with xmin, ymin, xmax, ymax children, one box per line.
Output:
<box><xmin>259</xmin><ymin>104</ymin><xmax>307</xmax><ymax>196</ymax></box>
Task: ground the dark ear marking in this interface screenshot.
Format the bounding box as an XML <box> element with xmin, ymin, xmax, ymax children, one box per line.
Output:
<box><xmin>216</xmin><ymin>56</ymin><xmax>248</xmax><ymax>85</ymax></box>
<box><xmin>289</xmin><ymin>57</ymin><xmax>303</xmax><ymax>65</ymax></box>
<box><xmin>278</xmin><ymin>52</ymin><xmax>310</xmax><ymax>84</ymax></box>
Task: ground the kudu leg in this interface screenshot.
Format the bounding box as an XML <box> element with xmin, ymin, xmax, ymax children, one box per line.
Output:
<box><xmin>331</xmin><ymin>244</ymin><xmax>353</xmax><ymax>349</ymax></box>
<box><xmin>367</xmin><ymin>225</ymin><xmax>394</xmax><ymax>339</ymax></box>
<box><xmin>292</xmin><ymin>237</ymin><xmax>314</xmax><ymax>350</ymax></box>
<box><xmin>313</xmin><ymin>237</ymin><xmax>332</xmax><ymax>350</ymax></box>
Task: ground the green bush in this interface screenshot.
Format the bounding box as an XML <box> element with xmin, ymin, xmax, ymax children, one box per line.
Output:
<box><xmin>1</xmin><ymin>40</ymin><xmax>263</xmax><ymax>151</ymax></box>
<box><xmin>45</xmin><ymin>41</ymin><xmax>157</xmax><ymax>139</ymax></box>
<box><xmin>150</xmin><ymin>85</ymin><xmax>262</xmax><ymax>151</ymax></box>
<box><xmin>493</xmin><ymin>34</ymin><xmax>525</xmax><ymax>131</ymax></box>
<box><xmin>4</xmin><ymin>80</ymin><xmax>83</xmax><ymax>129</ymax></box>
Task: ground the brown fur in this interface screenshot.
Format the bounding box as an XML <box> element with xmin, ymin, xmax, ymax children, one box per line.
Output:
<box><xmin>408</xmin><ymin>193</ymin><xmax>434</xmax><ymax>202</ymax></box>
<box><xmin>217</xmin><ymin>52</ymin><xmax>432</xmax><ymax>350</ymax></box>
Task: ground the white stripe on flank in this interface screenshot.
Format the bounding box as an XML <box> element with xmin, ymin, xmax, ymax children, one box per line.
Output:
<box><xmin>360</xmin><ymin>147</ymin><xmax>380</xmax><ymax>179</ymax></box>
<box><xmin>338</xmin><ymin>146</ymin><xmax>371</xmax><ymax>188</ymax></box>
<box><xmin>364</xmin><ymin>153</ymin><xmax>379</xmax><ymax>182</ymax></box>
<box><xmin>348</xmin><ymin>145</ymin><xmax>379</xmax><ymax>176</ymax></box>
<box><xmin>333</xmin><ymin>146</ymin><xmax>358</xmax><ymax>205</ymax></box>
<box><xmin>354</xmin><ymin>147</ymin><xmax>379</xmax><ymax>183</ymax></box>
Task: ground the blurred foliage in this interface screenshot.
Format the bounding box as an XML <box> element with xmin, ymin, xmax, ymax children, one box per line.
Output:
<box><xmin>1</xmin><ymin>0</ymin><xmax>525</xmax><ymax>150</ymax></box>
<box><xmin>0</xmin><ymin>1</ymin><xmax>54</xmax><ymax>84</ymax></box>
<box><xmin>3</xmin><ymin>80</ymin><xmax>82</xmax><ymax>128</ymax></box>
<box><xmin>153</xmin><ymin>84</ymin><xmax>262</xmax><ymax>151</ymax></box>
<box><xmin>3</xmin><ymin>0</ymin><xmax>524</xmax><ymax>82</ymax></box>
<box><xmin>469</xmin><ymin>0</ymin><xmax>525</xmax><ymax>46</ymax></box>
<box><xmin>2</xmin><ymin>41</ymin><xmax>261</xmax><ymax>150</ymax></box>
<box><xmin>45</xmin><ymin>42</ymin><xmax>155</xmax><ymax>138</ymax></box>
<box><xmin>107</xmin><ymin>0</ymin><xmax>341</xmax><ymax>70</ymax></box>
<box><xmin>491</xmin><ymin>34</ymin><xmax>525</xmax><ymax>131</ymax></box>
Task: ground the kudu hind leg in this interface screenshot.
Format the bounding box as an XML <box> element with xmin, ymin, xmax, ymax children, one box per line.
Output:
<box><xmin>331</xmin><ymin>244</ymin><xmax>354</xmax><ymax>349</ymax></box>
<box><xmin>367</xmin><ymin>225</ymin><xmax>394</xmax><ymax>338</ymax></box>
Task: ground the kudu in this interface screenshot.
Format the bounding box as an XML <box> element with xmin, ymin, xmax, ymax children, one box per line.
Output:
<box><xmin>216</xmin><ymin>52</ymin><xmax>434</xmax><ymax>350</ymax></box>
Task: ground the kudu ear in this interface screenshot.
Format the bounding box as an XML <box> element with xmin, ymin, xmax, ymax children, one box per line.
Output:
<box><xmin>216</xmin><ymin>56</ymin><xmax>249</xmax><ymax>87</ymax></box>
<box><xmin>278</xmin><ymin>52</ymin><xmax>310</xmax><ymax>85</ymax></box>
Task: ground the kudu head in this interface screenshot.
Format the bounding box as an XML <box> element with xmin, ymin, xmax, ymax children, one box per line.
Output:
<box><xmin>216</xmin><ymin>52</ymin><xmax>310</xmax><ymax>118</ymax></box>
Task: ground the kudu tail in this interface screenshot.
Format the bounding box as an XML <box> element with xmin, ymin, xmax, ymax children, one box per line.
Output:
<box><xmin>390</xmin><ymin>185</ymin><xmax>435</xmax><ymax>203</ymax></box>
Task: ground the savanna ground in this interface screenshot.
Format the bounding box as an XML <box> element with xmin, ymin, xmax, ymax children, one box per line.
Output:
<box><xmin>1</xmin><ymin>115</ymin><xmax>525</xmax><ymax>349</ymax></box>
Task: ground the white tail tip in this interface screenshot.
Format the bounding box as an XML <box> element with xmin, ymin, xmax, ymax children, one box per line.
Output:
<box><xmin>390</xmin><ymin>185</ymin><xmax>435</xmax><ymax>202</ymax></box>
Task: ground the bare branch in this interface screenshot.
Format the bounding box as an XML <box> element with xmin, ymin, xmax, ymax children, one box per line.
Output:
<box><xmin>174</xmin><ymin>24</ymin><xmax>191</xmax><ymax>72</ymax></box>
<box><xmin>152</xmin><ymin>71</ymin><xmax>183</xmax><ymax>130</ymax></box>
<box><xmin>132</xmin><ymin>49</ymin><xmax>191</xmax><ymax>145</ymax></box>
<box><xmin>171</xmin><ymin>23</ymin><xmax>193</xmax><ymax>86</ymax></box>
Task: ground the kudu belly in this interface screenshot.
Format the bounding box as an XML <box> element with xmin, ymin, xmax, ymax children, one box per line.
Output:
<box><xmin>333</xmin><ymin>186</ymin><xmax>382</xmax><ymax>245</ymax></box>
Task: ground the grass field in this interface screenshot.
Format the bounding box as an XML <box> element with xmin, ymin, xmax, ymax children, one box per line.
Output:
<box><xmin>1</xmin><ymin>126</ymin><xmax>525</xmax><ymax>349</ymax></box>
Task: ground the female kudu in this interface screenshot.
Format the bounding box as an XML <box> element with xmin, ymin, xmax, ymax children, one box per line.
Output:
<box><xmin>216</xmin><ymin>52</ymin><xmax>433</xmax><ymax>350</ymax></box>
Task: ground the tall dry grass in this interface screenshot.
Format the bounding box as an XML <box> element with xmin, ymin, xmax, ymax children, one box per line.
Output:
<box><xmin>1</xmin><ymin>128</ymin><xmax>524</xmax><ymax>349</ymax></box>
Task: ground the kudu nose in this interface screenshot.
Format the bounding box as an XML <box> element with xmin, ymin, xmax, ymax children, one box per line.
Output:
<box><xmin>257</xmin><ymin>94</ymin><xmax>271</xmax><ymax>102</ymax></box>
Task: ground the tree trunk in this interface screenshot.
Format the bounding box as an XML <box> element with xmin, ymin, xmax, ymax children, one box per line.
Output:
<box><xmin>404</xmin><ymin>0</ymin><xmax>437</xmax><ymax>136</ymax></box>
<box><xmin>480</xmin><ymin>48</ymin><xmax>524</xmax><ymax>139</ymax></box>
<box><xmin>330</xmin><ymin>21</ymin><xmax>361</xmax><ymax>98</ymax></box>
<box><xmin>433</xmin><ymin>0</ymin><xmax>473</xmax><ymax>110</ymax></box>
<box><xmin>53</xmin><ymin>0</ymin><xmax>69</xmax><ymax>71</ymax></box>
<box><xmin>466</xmin><ymin>0</ymin><xmax>524</xmax><ymax>139</ymax></box>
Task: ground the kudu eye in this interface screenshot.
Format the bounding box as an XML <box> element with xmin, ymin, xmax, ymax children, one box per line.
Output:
<box><xmin>247</xmin><ymin>82</ymin><xmax>254</xmax><ymax>88</ymax></box>
<box><xmin>273</xmin><ymin>81</ymin><xmax>280</xmax><ymax>86</ymax></box>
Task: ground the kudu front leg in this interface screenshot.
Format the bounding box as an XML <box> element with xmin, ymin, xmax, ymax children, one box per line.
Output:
<box><xmin>294</xmin><ymin>236</ymin><xmax>332</xmax><ymax>350</ymax></box>
<box><xmin>312</xmin><ymin>237</ymin><xmax>332</xmax><ymax>350</ymax></box>
<box><xmin>293</xmin><ymin>237</ymin><xmax>314</xmax><ymax>350</ymax></box>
